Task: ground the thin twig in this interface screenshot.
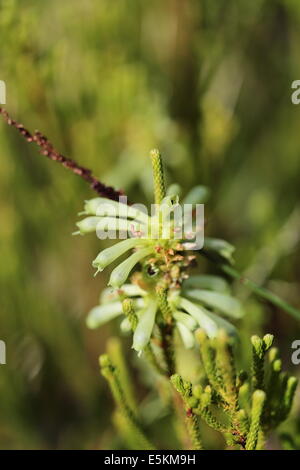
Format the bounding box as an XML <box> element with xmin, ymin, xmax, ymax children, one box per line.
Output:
<box><xmin>0</xmin><ymin>107</ymin><xmax>124</xmax><ymax>201</ymax></box>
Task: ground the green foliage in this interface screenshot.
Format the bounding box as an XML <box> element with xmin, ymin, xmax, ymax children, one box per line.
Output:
<box><xmin>99</xmin><ymin>351</ymin><xmax>155</xmax><ymax>450</ymax></box>
<box><xmin>170</xmin><ymin>375</ymin><xmax>203</xmax><ymax>450</ymax></box>
<box><xmin>169</xmin><ymin>331</ymin><xmax>298</xmax><ymax>450</ymax></box>
<box><xmin>100</xmin><ymin>330</ymin><xmax>297</xmax><ymax>450</ymax></box>
<box><xmin>1</xmin><ymin>0</ymin><xmax>300</xmax><ymax>451</ymax></box>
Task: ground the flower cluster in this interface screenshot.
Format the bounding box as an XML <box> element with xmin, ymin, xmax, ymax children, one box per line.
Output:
<box><xmin>86</xmin><ymin>276</ymin><xmax>242</xmax><ymax>354</ymax></box>
<box><xmin>76</xmin><ymin>156</ymin><xmax>244</xmax><ymax>354</ymax></box>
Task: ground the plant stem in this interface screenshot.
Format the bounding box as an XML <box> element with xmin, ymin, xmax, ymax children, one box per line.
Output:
<box><xmin>156</xmin><ymin>284</ymin><xmax>175</xmax><ymax>376</ymax></box>
<box><xmin>0</xmin><ymin>107</ymin><xmax>124</xmax><ymax>201</ymax></box>
<box><xmin>159</xmin><ymin>323</ymin><xmax>175</xmax><ymax>377</ymax></box>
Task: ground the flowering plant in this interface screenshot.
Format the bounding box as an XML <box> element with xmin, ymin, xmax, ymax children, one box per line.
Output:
<box><xmin>1</xmin><ymin>108</ymin><xmax>299</xmax><ymax>450</ymax></box>
<box><xmin>76</xmin><ymin>149</ymin><xmax>243</xmax><ymax>362</ymax></box>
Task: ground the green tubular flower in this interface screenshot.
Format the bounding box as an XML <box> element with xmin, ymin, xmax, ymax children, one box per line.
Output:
<box><xmin>133</xmin><ymin>298</ymin><xmax>157</xmax><ymax>353</ymax></box>
<box><xmin>82</xmin><ymin>198</ymin><xmax>105</xmax><ymax>215</ymax></box>
<box><xmin>77</xmin><ymin>197</ymin><xmax>150</xmax><ymax>238</ymax></box>
<box><xmin>173</xmin><ymin>311</ymin><xmax>197</xmax><ymax>330</ymax></box>
<box><xmin>93</xmin><ymin>238</ymin><xmax>148</xmax><ymax>273</ymax></box>
<box><xmin>109</xmin><ymin>247</ymin><xmax>153</xmax><ymax>288</ymax></box>
<box><xmin>77</xmin><ymin>179</ymin><xmax>207</xmax><ymax>244</ymax></box>
<box><xmin>177</xmin><ymin>297</ymin><xmax>217</xmax><ymax>337</ymax></box>
<box><xmin>76</xmin><ymin>216</ymin><xmax>146</xmax><ymax>236</ymax></box>
<box><xmin>100</xmin><ymin>284</ymin><xmax>146</xmax><ymax>304</ymax></box>
<box><xmin>83</xmin><ymin>197</ymin><xmax>150</xmax><ymax>224</ymax></box>
<box><xmin>177</xmin><ymin>297</ymin><xmax>236</xmax><ymax>338</ymax></box>
<box><xmin>183</xmin><ymin>275</ymin><xmax>229</xmax><ymax>293</ymax></box>
<box><xmin>183</xmin><ymin>289</ymin><xmax>244</xmax><ymax>319</ymax></box>
<box><xmin>177</xmin><ymin>322</ymin><xmax>195</xmax><ymax>349</ymax></box>
<box><xmin>77</xmin><ymin>177</ymin><xmax>210</xmax><ymax>288</ymax></box>
<box><xmin>86</xmin><ymin>270</ymin><xmax>237</xmax><ymax>351</ymax></box>
<box><xmin>75</xmin><ymin>216</ymin><xmax>102</xmax><ymax>234</ymax></box>
<box><xmin>86</xmin><ymin>301</ymin><xmax>123</xmax><ymax>329</ymax></box>
<box><xmin>86</xmin><ymin>287</ymin><xmax>146</xmax><ymax>332</ymax></box>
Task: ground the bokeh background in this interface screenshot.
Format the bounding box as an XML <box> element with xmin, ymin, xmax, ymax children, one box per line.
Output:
<box><xmin>0</xmin><ymin>0</ymin><xmax>300</xmax><ymax>449</ymax></box>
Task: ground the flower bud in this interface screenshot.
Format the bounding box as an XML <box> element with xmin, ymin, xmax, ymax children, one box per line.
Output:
<box><xmin>251</xmin><ymin>335</ymin><xmax>264</xmax><ymax>358</ymax></box>
<box><xmin>263</xmin><ymin>334</ymin><xmax>274</xmax><ymax>351</ymax></box>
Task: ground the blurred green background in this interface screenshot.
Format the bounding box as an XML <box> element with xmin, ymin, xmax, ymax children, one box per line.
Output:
<box><xmin>0</xmin><ymin>0</ymin><xmax>300</xmax><ymax>449</ymax></box>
